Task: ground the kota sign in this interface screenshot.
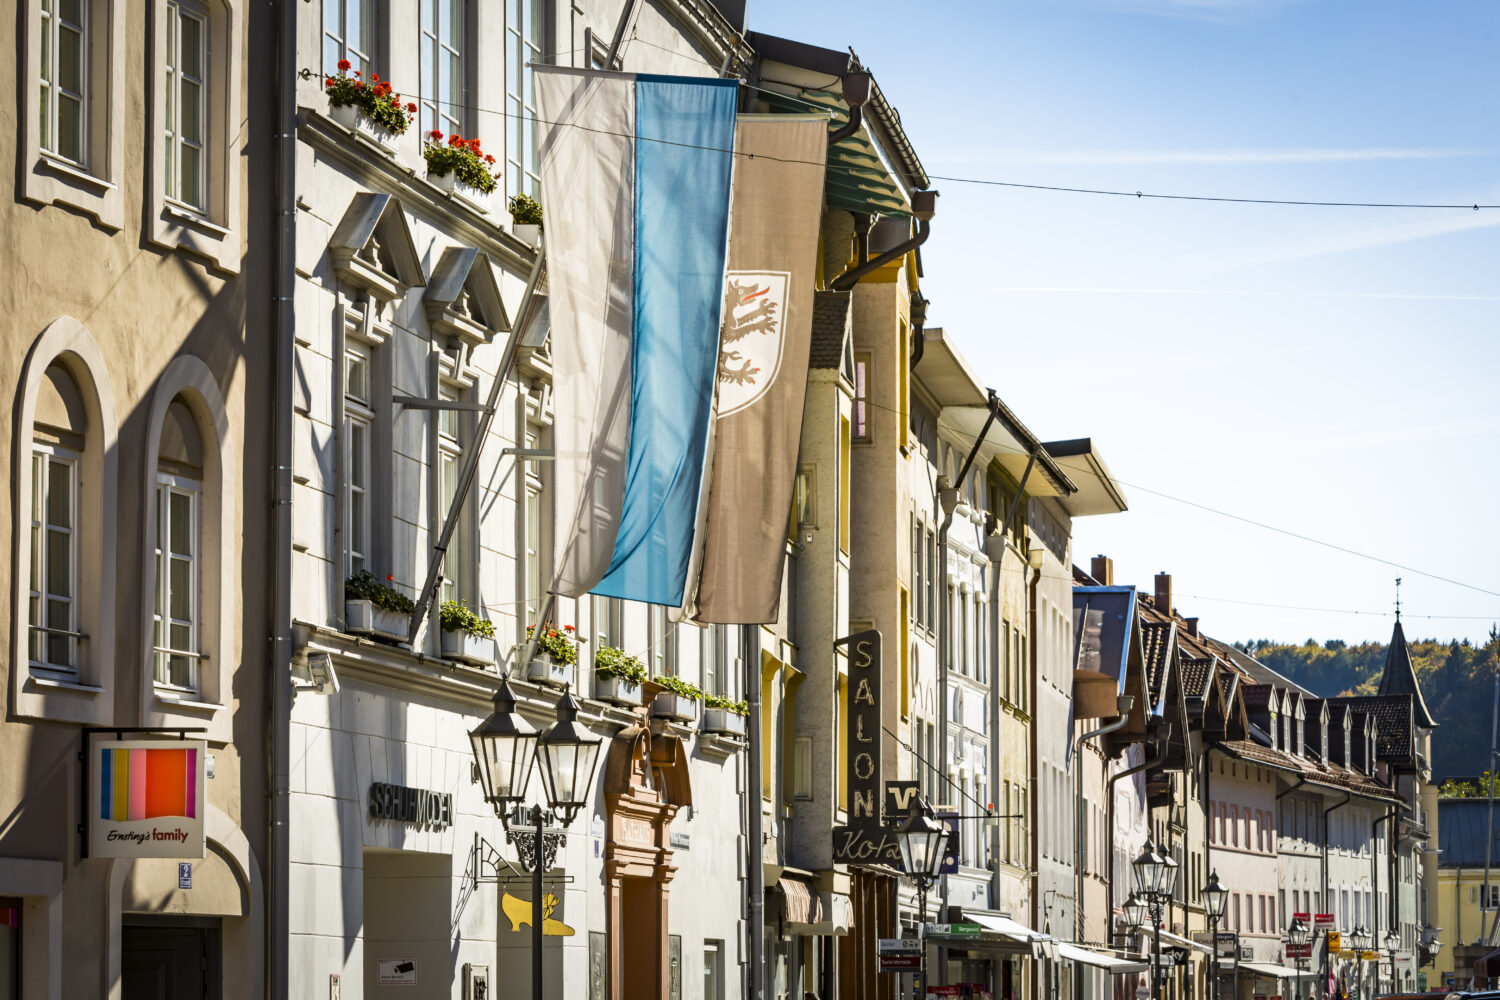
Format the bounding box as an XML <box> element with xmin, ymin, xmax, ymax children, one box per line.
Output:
<box><xmin>89</xmin><ymin>739</ymin><xmax>207</xmax><ymax>858</ymax></box>
<box><xmin>832</xmin><ymin>630</ymin><xmax>899</xmax><ymax>864</ymax></box>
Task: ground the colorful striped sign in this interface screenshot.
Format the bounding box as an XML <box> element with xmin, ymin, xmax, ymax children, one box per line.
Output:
<box><xmin>99</xmin><ymin>747</ymin><xmax>198</xmax><ymax>821</ymax></box>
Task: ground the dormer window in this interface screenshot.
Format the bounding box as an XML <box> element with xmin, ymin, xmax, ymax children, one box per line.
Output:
<box><xmin>1268</xmin><ymin>710</ymin><xmax>1278</xmax><ymax>750</ymax></box>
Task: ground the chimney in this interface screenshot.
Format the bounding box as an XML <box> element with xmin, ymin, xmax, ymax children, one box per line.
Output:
<box><xmin>1154</xmin><ymin>572</ymin><xmax>1172</xmax><ymax>614</ymax></box>
<box><xmin>1091</xmin><ymin>555</ymin><xmax>1113</xmax><ymax>586</ymax></box>
<box><xmin>1184</xmin><ymin>618</ymin><xmax>1199</xmax><ymax>637</ymax></box>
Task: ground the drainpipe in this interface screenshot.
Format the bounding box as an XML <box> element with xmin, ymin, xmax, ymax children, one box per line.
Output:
<box><xmin>829</xmin><ymin>191</ymin><xmax>937</xmax><ymax>291</ymax></box>
<box><xmin>269</xmin><ymin>0</ymin><xmax>297</xmax><ymax>995</ymax></box>
<box><xmin>1106</xmin><ymin>727</ymin><xmax>1173</xmax><ymax>928</ymax></box>
<box><xmin>1075</xmin><ymin>696</ymin><xmax>1135</xmax><ymax>1000</ymax></box>
<box><xmin>827</xmin><ymin>71</ymin><xmax>871</xmax><ymax>146</ymax></box>
<box><xmin>1373</xmin><ymin>807</ymin><xmax>1397</xmax><ymax>985</ymax></box>
<box><xmin>1323</xmin><ymin>791</ymin><xmax>1352</xmax><ymax>993</ymax></box>
<box><xmin>909</xmin><ymin>294</ymin><xmax>928</xmax><ymax>371</ymax></box>
<box><xmin>745</xmin><ymin>624</ymin><xmax>765</xmax><ymax>1000</ymax></box>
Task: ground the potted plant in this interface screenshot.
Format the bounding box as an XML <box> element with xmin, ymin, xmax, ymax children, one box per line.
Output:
<box><xmin>508</xmin><ymin>193</ymin><xmax>543</xmax><ymax>246</ymax></box>
<box><xmin>439</xmin><ymin>600</ymin><xmax>497</xmax><ymax>666</ymax></box>
<box><xmin>424</xmin><ymin>131</ymin><xmax>500</xmax><ymax>213</ymax></box>
<box><xmin>593</xmin><ymin>645</ymin><xmax>647</xmax><ymax>707</ymax></box>
<box><xmin>650</xmin><ymin>674</ymin><xmax>702</xmax><ymax>723</ymax></box>
<box><xmin>702</xmin><ymin>693</ymin><xmax>749</xmax><ymax>737</ymax></box>
<box><xmin>324</xmin><ymin>62</ymin><xmax>415</xmax><ymax>150</ymax></box>
<box><xmin>345</xmin><ymin>570</ymin><xmax>415</xmax><ymax>641</ymax></box>
<box><xmin>525</xmin><ymin>623</ymin><xmax>581</xmax><ymax>688</ymax></box>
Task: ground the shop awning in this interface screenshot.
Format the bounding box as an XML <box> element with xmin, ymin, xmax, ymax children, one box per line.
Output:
<box><xmin>1157</xmin><ymin>929</ymin><xmax>1213</xmax><ymax>955</ymax></box>
<box><xmin>1240</xmin><ymin>961</ymin><xmax>1307</xmax><ymax>980</ymax></box>
<box><xmin>1059</xmin><ymin>944</ymin><xmax>1149</xmax><ymax>974</ymax></box>
<box><xmin>966</xmin><ymin>913</ymin><xmax>1047</xmax><ymax>945</ymax></box>
<box><xmin>776</xmin><ymin>876</ymin><xmax>823</xmax><ymax>927</ymax></box>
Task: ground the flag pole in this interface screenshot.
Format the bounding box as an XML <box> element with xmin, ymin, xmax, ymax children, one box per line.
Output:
<box><xmin>406</xmin><ymin>244</ymin><xmax>547</xmax><ymax>644</ymax></box>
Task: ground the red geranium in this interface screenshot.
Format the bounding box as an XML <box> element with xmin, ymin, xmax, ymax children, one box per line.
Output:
<box><xmin>338</xmin><ymin>59</ymin><xmax>351</xmax><ymax>71</ymax></box>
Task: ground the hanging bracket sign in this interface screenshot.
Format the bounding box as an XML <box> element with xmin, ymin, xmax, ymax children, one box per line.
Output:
<box><xmin>831</xmin><ymin>629</ymin><xmax>899</xmax><ymax>864</ymax></box>
<box><xmin>88</xmin><ymin>738</ymin><xmax>207</xmax><ymax>858</ymax></box>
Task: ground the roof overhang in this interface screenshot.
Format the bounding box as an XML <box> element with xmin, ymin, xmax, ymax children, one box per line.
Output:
<box><xmin>1042</xmin><ymin>438</ymin><xmax>1128</xmax><ymax>517</ymax></box>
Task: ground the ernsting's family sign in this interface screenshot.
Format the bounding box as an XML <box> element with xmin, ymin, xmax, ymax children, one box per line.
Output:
<box><xmin>89</xmin><ymin>739</ymin><xmax>208</xmax><ymax>858</ymax></box>
<box><xmin>831</xmin><ymin>629</ymin><xmax>900</xmax><ymax>865</ymax></box>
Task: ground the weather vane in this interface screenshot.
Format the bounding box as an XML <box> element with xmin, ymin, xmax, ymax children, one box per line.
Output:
<box><xmin>1394</xmin><ymin>577</ymin><xmax>1402</xmax><ymax>621</ymax></box>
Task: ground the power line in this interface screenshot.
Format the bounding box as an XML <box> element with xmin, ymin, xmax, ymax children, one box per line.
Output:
<box><xmin>1180</xmin><ymin>594</ymin><xmax>1500</xmax><ymax>621</ymax></box>
<box><xmin>307</xmin><ymin>68</ymin><xmax>1500</xmax><ymax>212</ymax></box>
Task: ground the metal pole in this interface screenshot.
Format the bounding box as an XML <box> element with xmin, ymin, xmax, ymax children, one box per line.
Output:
<box><xmin>1154</xmin><ymin>897</ymin><xmax>1164</xmax><ymax>1000</ymax></box>
<box><xmin>744</xmin><ymin>624</ymin><xmax>765</xmax><ymax>1000</ymax></box>
<box><xmin>919</xmin><ymin>876</ymin><xmax>929</xmax><ymax>1000</ymax></box>
<box><xmin>1210</xmin><ymin>914</ymin><xmax>1218</xmax><ymax>1000</ymax></box>
<box><xmin>533</xmin><ymin>806</ymin><xmax>544</xmax><ymax>1000</ymax></box>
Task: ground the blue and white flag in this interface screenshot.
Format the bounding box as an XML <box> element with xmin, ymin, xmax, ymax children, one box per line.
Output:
<box><xmin>535</xmin><ymin>67</ymin><xmax>737</xmax><ymax>608</ymax></box>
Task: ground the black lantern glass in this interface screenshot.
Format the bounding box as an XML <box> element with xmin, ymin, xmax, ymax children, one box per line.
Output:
<box><xmin>537</xmin><ymin>690</ymin><xmax>603</xmax><ymax>826</ymax></box>
<box><xmin>896</xmin><ymin>801</ymin><xmax>950</xmax><ymax>878</ymax></box>
<box><xmin>468</xmin><ymin>678</ymin><xmax>538</xmax><ymax>815</ymax></box>
<box><xmin>1203</xmin><ymin>870</ymin><xmax>1228</xmax><ymax>920</ymax></box>
<box><xmin>1132</xmin><ymin>839</ymin><xmax>1166</xmax><ymax>896</ymax></box>
<box><xmin>1124</xmin><ymin>893</ymin><xmax>1148</xmax><ymax>928</ymax></box>
<box><xmin>1289</xmin><ymin>918</ymin><xmax>1311</xmax><ymax>945</ymax></box>
<box><xmin>1161</xmin><ymin>850</ymin><xmax>1180</xmax><ymax>897</ymax></box>
<box><xmin>1383</xmin><ymin>930</ymin><xmax>1399</xmax><ymax>951</ymax></box>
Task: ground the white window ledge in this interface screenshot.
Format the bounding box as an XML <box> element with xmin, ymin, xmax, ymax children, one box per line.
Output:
<box><xmin>26</xmin><ymin>675</ymin><xmax>105</xmax><ymax>694</ymax></box>
<box><xmin>163</xmin><ymin>202</ymin><xmax>233</xmax><ymax>239</ymax></box>
<box><xmin>37</xmin><ymin>153</ymin><xmax>116</xmax><ymax>194</ymax></box>
<box><xmin>153</xmin><ymin>691</ymin><xmax>227</xmax><ymax>713</ymax></box>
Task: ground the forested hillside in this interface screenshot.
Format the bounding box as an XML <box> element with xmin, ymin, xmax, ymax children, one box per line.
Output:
<box><xmin>1232</xmin><ymin>631</ymin><xmax>1500</xmax><ymax>780</ymax></box>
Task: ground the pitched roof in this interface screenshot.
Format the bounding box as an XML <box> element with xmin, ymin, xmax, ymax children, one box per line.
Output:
<box><xmin>1438</xmin><ymin>798</ymin><xmax>1500</xmax><ymax>867</ymax></box>
<box><xmin>1327</xmin><ymin>695</ymin><xmax>1415</xmax><ymax>761</ymax></box>
<box><xmin>808</xmin><ymin>291</ymin><xmax>851</xmax><ymax>369</ymax></box>
<box><xmin>1379</xmin><ymin>619</ymin><xmax>1437</xmax><ymax>729</ymax></box>
<box><xmin>1141</xmin><ymin>621</ymin><xmax>1173</xmax><ymax>702</ymax></box>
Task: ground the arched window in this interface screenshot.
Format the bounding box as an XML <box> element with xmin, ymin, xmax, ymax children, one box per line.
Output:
<box><xmin>12</xmin><ymin>318</ymin><xmax>119</xmax><ymax>724</ymax></box>
<box><xmin>153</xmin><ymin>399</ymin><xmax>204</xmax><ymax>692</ymax></box>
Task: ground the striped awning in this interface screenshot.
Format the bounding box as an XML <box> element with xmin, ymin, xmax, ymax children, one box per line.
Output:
<box><xmin>756</xmin><ymin>89</ymin><xmax>911</xmax><ymax>218</ymax></box>
<box><xmin>777</xmin><ymin>876</ymin><xmax>823</xmax><ymax>926</ymax></box>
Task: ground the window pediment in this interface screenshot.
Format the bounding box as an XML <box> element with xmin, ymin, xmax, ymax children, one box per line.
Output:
<box><xmin>423</xmin><ymin>246</ymin><xmax>510</xmax><ymax>348</ymax></box>
<box><xmin>329</xmin><ymin>193</ymin><xmax>425</xmax><ymax>302</ymax></box>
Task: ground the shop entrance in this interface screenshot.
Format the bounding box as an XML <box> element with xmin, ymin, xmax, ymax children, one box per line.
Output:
<box><xmin>364</xmin><ymin>849</ymin><xmax>451</xmax><ymax>999</ymax></box>
<box><xmin>121</xmin><ymin>918</ymin><xmax>222</xmax><ymax>1000</ymax></box>
<box><xmin>619</xmin><ymin>876</ymin><xmax>661</xmax><ymax>996</ymax></box>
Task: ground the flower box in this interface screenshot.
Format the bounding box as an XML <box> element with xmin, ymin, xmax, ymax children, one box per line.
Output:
<box><xmin>345</xmin><ymin>599</ymin><xmax>407</xmax><ymax>641</ymax></box>
<box><xmin>594</xmin><ymin>674</ymin><xmax>643</xmax><ymax>708</ymax></box>
<box><xmin>441</xmin><ymin>630</ymin><xmax>496</xmax><ymax>666</ymax></box>
<box><xmin>430</xmin><ymin>170</ymin><xmax>493</xmax><ymax>214</ymax></box>
<box><xmin>510</xmin><ymin>223</ymin><xmax>541</xmax><ymax>247</ymax></box>
<box><xmin>651</xmin><ymin>692</ymin><xmax>699</xmax><ymax>723</ymax></box>
<box><xmin>701</xmin><ymin>708</ymin><xmax>747</xmax><ymax>737</ymax></box>
<box><xmin>329</xmin><ymin>102</ymin><xmax>399</xmax><ymax>154</ymax></box>
<box><xmin>526</xmin><ymin>654</ymin><xmax>571</xmax><ymax>689</ymax></box>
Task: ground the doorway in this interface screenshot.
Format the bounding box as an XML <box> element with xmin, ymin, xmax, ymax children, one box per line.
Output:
<box><xmin>121</xmin><ymin>918</ymin><xmax>222</xmax><ymax>1000</ymax></box>
<box><xmin>620</xmin><ymin>876</ymin><xmax>662</xmax><ymax>999</ymax></box>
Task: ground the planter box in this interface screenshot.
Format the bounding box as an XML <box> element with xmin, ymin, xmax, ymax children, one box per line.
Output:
<box><xmin>650</xmin><ymin>692</ymin><xmax>699</xmax><ymax>723</ymax></box>
<box><xmin>345</xmin><ymin>600</ymin><xmax>407</xmax><ymax>641</ymax></box>
<box><xmin>593</xmin><ymin>674</ymin><xmax>643</xmax><ymax>708</ymax></box>
<box><xmin>526</xmin><ymin>654</ymin><xmax>571</xmax><ymax>689</ymax></box>
<box><xmin>510</xmin><ymin>222</ymin><xmax>541</xmax><ymax>247</ymax></box>
<box><xmin>702</xmin><ymin>708</ymin><xmax>748</xmax><ymax>738</ymax></box>
<box><xmin>441</xmin><ymin>630</ymin><xmax>496</xmax><ymax>667</ymax></box>
<box><xmin>329</xmin><ymin>102</ymin><xmax>399</xmax><ymax>154</ymax></box>
<box><xmin>430</xmin><ymin>171</ymin><xmax>493</xmax><ymax>214</ymax></box>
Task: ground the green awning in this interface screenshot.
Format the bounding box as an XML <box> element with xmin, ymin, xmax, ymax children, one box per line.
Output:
<box><xmin>758</xmin><ymin>88</ymin><xmax>910</xmax><ymax>218</ymax></box>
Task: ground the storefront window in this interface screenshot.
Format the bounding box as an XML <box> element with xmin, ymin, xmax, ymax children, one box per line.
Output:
<box><xmin>0</xmin><ymin>898</ymin><xmax>18</xmax><ymax>999</ymax></box>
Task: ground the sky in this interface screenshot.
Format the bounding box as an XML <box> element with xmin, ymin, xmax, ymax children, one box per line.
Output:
<box><xmin>746</xmin><ymin>0</ymin><xmax>1500</xmax><ymax>645</ymax></box>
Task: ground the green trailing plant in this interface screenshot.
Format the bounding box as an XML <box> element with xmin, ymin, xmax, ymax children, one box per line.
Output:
<box><xmin>654</xmin><ymin>674</ymin><xmax>702</xmax><ymax>701</ymax></box>
<box><xmin>345</xmin><ymin>570</ymin><xmax>416</xmax><ymax>615</ymax></box>
<box><xmin>508</xmin><ymin>193</ymin><xmax>543</xmax><ymax>226</ymax></box>
<box><xmin>527</xmin><ymin>624</ymin><xmax>581</xmax><ymax>665</ymax></box>
<box><xmin>323</xmin><ymin>63</ymin><xmax>415</xmax><ymax>134</ymax></box>
<box><xmin>423</xmin><ymin>132</ymin><xmax>501</xmax><ymax>194</ymax></box>
<box><xmin>704</xmin><ymin>693</ymin><xmax>748</xmax><ymax>716</ymax></box>
<box><xmin>439</xmin><ymin>600</ymin><xmax>495</xmax><ymax>638</ymax></box>
<box><xmin>594</xmin><ymin>646</ymin><xmax>647</xmax><ymax>686</ymax></box>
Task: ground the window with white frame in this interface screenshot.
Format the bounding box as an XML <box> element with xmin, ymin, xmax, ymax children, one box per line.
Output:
<box><xmin>649</xmin><ymin>604</ymin><xmax>676</xmax><ymax>676</ymax></box>
<box><xmin>1482</xmin><ymin>884</ymin><xmax>1500</xmax><ymax>910</ymax></box>
<box><xmin>344</xmin><ymin>344</ymin><xmax>373</xmax><ymax>575</ymax></box>
<box><xmin>324</xmin><ymin>0</ymin><xmax>375</xmax><ymax>76</ymax></box>
<box><xmin>39</xmin><ymin>0</ymin><xmax>87</xmax><ymax>164</ymax></box>
<box><xmin>436</xmin><ymin>383</ymin><xmax>464</xmax><ymax>606</ymax></box>
<box><xmin>505</xmin><ymin>0</ymin><xmax>542</xmax><ymax>200</ymax></box>
<box><xmin>163</xmin><ymin>0</ymin><xmax>207</xmax><ymax>211</ymax></box>
<box><xmin>701</xmin><ymin>625</ymin><xmax>725</xmax><ymax>698</ymax></box>
<box><xmin>153</xmin><ymin>473</ymin><xmax>200</xmax><ymax>691</ymax></box>
<box><xmin>852</xmin><ymin>354</ymin><xmax>870</xmax><ymax>442</ymax></box>
<box><xmin>521</xmin><ymin>424</ymin><xmax>544</xmax><ymax>624</ymax></box>
<box><xmin>29</xmin><ymin>444</ymin><xmax>80</xmax><ymax>674</ymax></box>
<box><xmin>419</xmin><ymin>0</ymin><xmax>464</xmax><ymax>139</ymax></box>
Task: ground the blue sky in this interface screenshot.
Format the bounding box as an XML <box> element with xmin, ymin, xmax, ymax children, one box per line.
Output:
<box><xmin>747</xmin><ymin>0</ymin><xmax>1500</xmax><ymax>644</ymax></box>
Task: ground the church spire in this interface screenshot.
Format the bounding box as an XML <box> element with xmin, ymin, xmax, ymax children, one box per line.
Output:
<box><xmin>1379</xmin><ymin>580</ymin><xmax>1436</xmax><ymax>729</ymax></box>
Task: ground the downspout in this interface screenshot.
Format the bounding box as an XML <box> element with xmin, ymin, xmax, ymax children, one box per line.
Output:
<box><xmin>745</xmin><ymin>625</ymin><xmax>765</xmax><ymax>1000</ymax></box>
<box><xmin>829</xmin><ymin>191</ymin><xmax>937</xmax><ymax>292</ymax></box>
<box><xmin>909</xmin><ymin>293</ymin><xmax>928</xmax><ymax>370</ymax></box>
<box><xmin>1374</xmin><ymin>807</ymin><xmax>1397</xmax><ymax>982</ymax></box>
<box><xmin>1075</xmin><ymin>699</ymin><xmax>1134</xmax><ymax>952</ymax></box>
<box><xmin>826</xmin><ymin>71</ymin><xmax>871</xmax><ymax>147</ymax></box>
<box><xmin>1107</xmin><ymin>729</ymin><xmax>1172</xmax><ymax>940</ymax></box>
<box><xmin>270</xmin><ymin>0</ymin><xmax>297</xmax><ymax>993</ymax></box>
<box><xmin>1323</xmin><ymin>791</ymin><xmax>1353</xmax><ymax>992</ymax></box>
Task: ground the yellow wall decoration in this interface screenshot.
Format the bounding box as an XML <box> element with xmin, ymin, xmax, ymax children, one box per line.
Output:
<box><xmin>501</xmin><ymin>891</ymin><xmax>576</xmax><ymax>937</ymax></box>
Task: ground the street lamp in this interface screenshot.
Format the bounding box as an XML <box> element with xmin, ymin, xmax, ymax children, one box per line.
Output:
<box><xmin>1133</xmin><ymin>839</ymin><xmax>1177</xmax><ymax>1000</ymax></box>
<box><xmin>1204</xmin><ymin>871</ymin><xmax>1229</xmax><ymax>1000</ymax></box>
<box><xmin>1350</xmin><ymin>926</ymin><xmax>1370</xmax><ymax>1000</ymax></box>
<box><xmin>469</xmin><ymin>682</ymin><xmax>602</xmax><ymax>1000</ymax></box>
<box><xmin>1383</xmin><ymin>930</ymin><xmax>1400</xmax><ymax>994</ymax></box>
<box><xmin>895</xmin><ymin>797</ymin><xmax>950</xmax><ymax>999</ymax></box>
<box><xmin>1289</xmin><ymin>917</ymin><xmax>1311</xmax><ymax>1000</ymax></box>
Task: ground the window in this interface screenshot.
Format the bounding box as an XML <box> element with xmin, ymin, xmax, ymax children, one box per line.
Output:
<box><xmin>703</xmin><ymin>940</ymin><xmax>723</xmax><ymax>1000</ymax></box>
<box><xmin>435</xmin><ymin>383</ymin><xmax>466</xmax><ymax>606</ymax></box>
<box><xmin>1482</xmin><ymin>884</ymin><xmax>1500</xmax><ymax>910</ymax></box>
<box><xmin>649</xmin><ymin>604</ymin><xmax>675</xmax><ymax>676</ymax></box>
<box><xmin>911</xmin><ymin>518</ymin><xmax>924</xmax><ymax>627</ymax></box>
<box><xmin>924</xmin><ymin>528</ymin><xmax>936</xmax><ymax>628</ymax></box>
<box><xmin>701</xmin><ymin>625</ymin><xmax>725</xmax><ymax>697</ymax></box>
<box><xmin>153</xmin><ymin>473</ymin><xmax>200</xmax><ymax>691</ymax></box>
<box><xmin>838</xmin><ymin>416</ymin><xmax>851</xmax><ymax>554</ymax></box>
<box><xmin>420</xmin><ymin>0</ymin><xmax>464</xmax><ymax>138</ymax></box>
<box><xmin>344</xmin><ymin>345</ymin><xmax>373</xmax><ymax>575</ymax></box>
<box><xmin>505</xmin><ymin>0</ymin><xmax>542</xmax><ymax>200</ymax></box>
<box><xmin>1231</xmin><ymin>805</ymin><xmax>1239</xmax><ymax>848</ymax></box>
<box><xmin>163</xmin><ymin>0</ymin><xmax>207</xmax><ymax>211</ymax></box>
<box><xmin>852</xmin><ymin>354</ymin><xmax>870</xmax><ymax>441</ymax></box>
<box><xmin>0</xmin><ymin>899</ymin><xmax>17</xmax><ymax>1000</ymax></box>
<box><xmin>1231</xmin><ymin>893</ymin><xmax>1240</xmax><ymax>931</ymax></box>
<box><xmin>39</xmin><ymin>0</ymin><xmax>86</xmax><ymax>164</ymax></box>
<box><xmin>29</xmin><ymin>444</ymin><xmax>80</xmax><ymax>674</ymax></box>
<box><xmin>324</xmin><ymin>0</ymin><xmax>375</xmax><ymax>76</ymax></box>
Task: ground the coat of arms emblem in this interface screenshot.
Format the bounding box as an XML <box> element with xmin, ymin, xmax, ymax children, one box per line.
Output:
<box><xmin>716</xmin><ymin>270</ymin><xmax>790</xmax><ymax>417</ymax></box>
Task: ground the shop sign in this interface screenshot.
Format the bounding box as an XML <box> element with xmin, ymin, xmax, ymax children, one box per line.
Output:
<box><xmin>1326</xmin><ymin>932</ymin><xmax>1342</xmax><ymax>952</ymax></box>
<box><xmin>89</xmin><ymin>739</ymin><xmax>207</xmax><ymax>858</ymax></box>
<box><xmin>1360</xmin><ymin>951</ymin><xmax>1378</xmax><ymax>961</ymax></box>
<box><xmin>881</xmin><ymin>954</ymin><xmax>921</xmax><ymax>972</ymax></box>
<box><xmin>1286</xmin><ymin>943</ymin><xmax>1313</xmax><ymax>959</ymax></box>
<box><xmin>377</xmin><ymin>959</ymin><xmax>417</xmax><ymax>985</ymax></box>
<box><xmin>880</xmin><ymin>938</ymin><xmax>921</xmax><ymax>954</ymax></box>
<box><xmin>832</xmin><ymin>630</ymin><xmax>900</xmax><ymax>865</ymax></box>
<box><xmin>1314</xmin><ymin>913</ymin><xmax>1335</xmax><ymax>930</ymax></box>
<box><xmin>368</xmin><ymin>782</ymin><xmax>452</xmax><ymax>829</ymax></box>
<box><xmin>924</xmin><ymin>923</ymin><xmax>981</xmax><ymax>937</ymax></box>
